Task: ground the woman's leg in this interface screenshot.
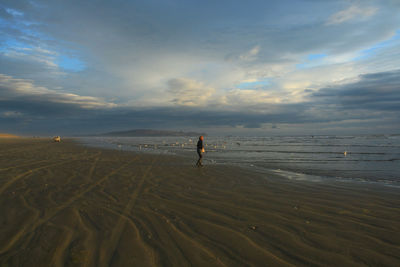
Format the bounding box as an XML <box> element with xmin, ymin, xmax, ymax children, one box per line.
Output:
<box><xmin>196</xmin><ymin>150</ymin><xmax>203</xmax><ymax>166</ymax></box>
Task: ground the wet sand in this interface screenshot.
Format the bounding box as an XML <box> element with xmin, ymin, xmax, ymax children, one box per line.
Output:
<box><xmin>0</xmin><ymin>138</ymin><xmax>399</xmax><ymax>266</ymax></box>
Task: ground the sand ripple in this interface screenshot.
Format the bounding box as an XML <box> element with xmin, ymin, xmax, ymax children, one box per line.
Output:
<box><xmin>0</xmin><ymin>138</ymin><xmax>399</xmax><ymax>266</ymax></box>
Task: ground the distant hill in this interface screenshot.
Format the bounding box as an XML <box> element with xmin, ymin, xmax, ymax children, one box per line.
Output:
<box><xmin>99</xmin><ymin>129</ymin><xmax>206</xmax><ymax>137</ymax></box>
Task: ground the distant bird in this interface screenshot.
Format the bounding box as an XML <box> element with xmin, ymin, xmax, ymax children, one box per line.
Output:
<box><xmin>53</xmin><ymin>136</ymin><xmax>61</xmax><ymax>142</ymax></box>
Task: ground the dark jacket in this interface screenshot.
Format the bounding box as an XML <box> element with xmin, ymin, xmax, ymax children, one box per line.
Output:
<box><xmin>197</xmin><ymin>139</ymin><xmax>203</xmax><ymax>150</ymax></box>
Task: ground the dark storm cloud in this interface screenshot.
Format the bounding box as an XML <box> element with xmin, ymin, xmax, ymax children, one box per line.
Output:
<box><xmin>312</xmin><ymin>69</ymin><xmax>400</xmax><ymax>112</ymax></box>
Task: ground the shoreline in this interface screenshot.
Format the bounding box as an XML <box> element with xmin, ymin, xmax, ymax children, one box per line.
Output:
<box><xmin>76</xmin><ymin>137</ymin><xmax>400</xmax><ymax>189</ymax></box>
<box><xmin>1</xmin><ymin>138</ymin><xmax>399</xmax><ymax>266</ymax></box>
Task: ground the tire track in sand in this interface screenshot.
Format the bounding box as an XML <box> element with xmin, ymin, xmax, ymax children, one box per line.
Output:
<box><xmin>0</xmin><ymin>157</ymin><xmax>135</xmax><ymax>255</ymax></box>
<box><xmin>99</xmin><ymin>159</ymin><xmax>157</xmax><ymax>267</ymax></box>
<box><xmin>74</xmin><ymin>208</ymin><xmax>98</xmax><ymax>267</ymax></box>
<box><xmin>0</xmin><ymin>159</ymin><xmax>53</xmax><ymax>172</ymax></box>
<box><xmin>0</xmin><ymin>159</ymin><xmax>77</xmax><ymax>196</ymax></box>
<box><xmin>0</xmin><ymin>152</ymin><xmax>101</xmax><ymax>196</ymax></box>
<box><xmin>48</xmin><ymin>222</ymin><xmax>75</xmax><ymax>267</ymax></box>
<box><xmin>0</xmin><ymin>143</ymin><xmax>52</xmax><ymax>156</ymax></box>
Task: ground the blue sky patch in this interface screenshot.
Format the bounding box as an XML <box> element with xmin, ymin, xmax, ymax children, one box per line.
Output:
<box><xmin>307</xmin><ymin>53</ymin><xmax>327</xmax><ymax>61</ymax></box>
<box><xmin>58</xmin><ymin>55</ymin><xmax>85</xmax><ymax>72</ymax></box>
<box><xmin>297</xmin><ymin>53</ymin><xmax>327</xmax><ymax>69</ymax></box>
<box><xmin>356</xmin><ymin>30</ymin><xmax>400</xmax><ymax>61</ymax></box>
<box><xmin>237</xmin><ymin>79</ymin><xmax>270</xmax><ymax>89</ymax></box>
<box><xmin>0</xmin><ymin>38</ymin><xmax>33</xmax><ymax>54</ymax></box>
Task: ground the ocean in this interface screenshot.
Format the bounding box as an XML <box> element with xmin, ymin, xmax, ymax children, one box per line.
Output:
<box><xmin>77</xmin><ymin>135</ymin><xmax>400</xmax><ymax>187</ymax></box>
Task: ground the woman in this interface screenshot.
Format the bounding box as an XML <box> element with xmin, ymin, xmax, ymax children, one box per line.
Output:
<box><xmin>196</xmin><ymin>136</ymin><xmax>205</xmax><ymax>167</ymax></box>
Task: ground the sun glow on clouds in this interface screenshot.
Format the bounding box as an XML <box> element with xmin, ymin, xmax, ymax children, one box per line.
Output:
<box><xmin>221</xmin><ymin>89</ymin><xmax>283</xmax><ymax>105</ymax></box>
<box><xmin>167</xmin><ymin>78</ymin><xmax>215</xmax><ymax>106</ymax></box>
<box><xmin>236</xmin><ymin>79</ymin><xmax>270</xmax><ymax>89</ymax></box>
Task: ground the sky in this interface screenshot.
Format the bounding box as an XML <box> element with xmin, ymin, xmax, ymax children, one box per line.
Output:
<box><xmin>1</xmin><ymin>0</ymin><xmax>400</xmax><ymax>136</ymax></box>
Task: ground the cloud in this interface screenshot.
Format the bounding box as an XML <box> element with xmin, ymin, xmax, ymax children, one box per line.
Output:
<box><xmin>167</xmin><ymin>78</ymin><xmax>215</xmax><ymax>106</ymax></box>
<box><xmin>1</xmin><ymin>1</ymin><xmax>398</xmax><ymax>96</ymax></box>
<box><xmin>220</xmin><ymin>89</ymin><xmax>283</xmax><ymax>107</ymax></box>
<box><xmin>326</xmin><ymin>5</ymin><xmax>378</xmax><ymax>25</ymax></box>
<box><xmin>1</xmin><ymin>68</ymin><xmax>400</xmax><ymax>135</ymax></box>
<box><xmin>1</xmin><ymin>1</ymin><xmax>400</xmax><ymax>135</ymax></box>
<box><xmin>1</xmin><ymin>49</ymin><xmax>58</xmax><ymax>69</ymax></box>
<box><xmin>2</xmin><ymin>67</ymin><xmax>400</xmax><ymax>135</ymax></box>
<box><xmin>238</xmin><ymin>45</ymin><xmax>260</xmax><ymax>62</ymax></box>
<box><xmin>0</xmin><ymin>74</ymin><xmax>116</xmax><ymax>109</ymax></box>
<box><xmin>311</xmin><ymin>69</ymin><xmax>400</xmax><ymax>112</ymax></box>
<box><xmin>1</xmin><ymin>111</ymin><xmax>23</xmax><ymax>118</ymax></box>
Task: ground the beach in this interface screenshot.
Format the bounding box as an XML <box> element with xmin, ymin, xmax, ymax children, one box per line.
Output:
<box><xmin>0</xmin><ymin>138</ymin><xmax>399</xmax><ymax>266</ymax></box>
